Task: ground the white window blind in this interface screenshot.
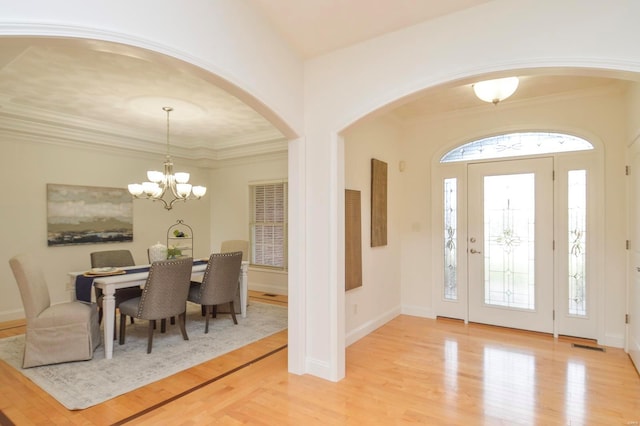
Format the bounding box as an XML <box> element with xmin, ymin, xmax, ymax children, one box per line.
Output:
<box><xmin>250</xmin><ymin>181</ymin><xmax>287</xmax><ymax>269</ymax></box>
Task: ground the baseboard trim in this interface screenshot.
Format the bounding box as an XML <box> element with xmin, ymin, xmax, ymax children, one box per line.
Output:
<box><xmin>346</xmin><ymin>306</ymin><xmax>401</xmax><ymax>347</ymax></box>
<box><xmin>401</xmin><ymin>304</ymin><xmax>436</xmax><ymax>319</ymax></box>
<box><xmin>0</xmin><ymin>308</ymin><xmax>25</xmax><ymax>323</ymax></box>
<box><xmin>305</xmin><ymin>357</ymin><xmax>334</xmax><ymax>381</ymax></box>
<box><xmin>601</xmin><ymin>333</ymin><xmax>625</xmax><ymax>349</ymax></box>
<box><xmin>249</xmin><ymin>283</ymin><xmax>288</xmax><ymax>296</ymax></box>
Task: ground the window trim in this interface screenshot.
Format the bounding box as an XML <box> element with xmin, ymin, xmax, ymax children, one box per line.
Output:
<box><xmin>249</xmin><ymin>180</ymin><xmax>288</xmax><ymax>271</ymax></box>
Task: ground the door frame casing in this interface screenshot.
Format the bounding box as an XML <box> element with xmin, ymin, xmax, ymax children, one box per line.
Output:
<box><xmin>432</xmin><ymin>145</ymin><xmax>604</xmax><ymax>342</ymax></box>
<box><xmin>626</xmin><ymin>139</ymin><xmax>640</xmax><ymax>368</ymax></box>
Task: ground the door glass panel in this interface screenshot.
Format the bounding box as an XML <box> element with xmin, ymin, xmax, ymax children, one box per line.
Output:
<box><xmin>441</xmin><ymin>132</ymin><xmax>593</xmax><ymax>163</ymax></box>
<box><xmin>444</xmin><ymin>178</ymin><xmax>458</xmax><ymax>300</ymax></box>
<box><xmin>568</xmin><ymin>170</ymin><xmax>587</xmax><ymax>316</ymax></box>
<box><xmin>484</xmin><ymin>173</ymin><xmax>535</xmax><ymax>310</ymax></box>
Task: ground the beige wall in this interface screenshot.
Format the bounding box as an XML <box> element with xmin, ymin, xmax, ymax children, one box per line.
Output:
<box><xmin>343</xmin><ymin>116</ymin><xmax>403</xmax><ymax>344</ymax></box>
<box><xmin>627</xmin><ymin>82</ymin><xmax>640</xmax><ymax>144</ymax></box>
<box><xmin>209</xmin><ymin>156</ymin><xmax>288</xmax><ymax>295</ymax></box>
<box><xmin>343</xmin><ymin>84</ymin><xmax>629</xmax><ymax>346</ymax></box>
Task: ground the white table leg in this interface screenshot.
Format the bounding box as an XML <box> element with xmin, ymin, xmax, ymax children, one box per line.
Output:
<box><xmin>240</xmin><ymin>261</ymin><xmax>248</xmax><ymax>318</ymax></box>
<box><xmin>102</xmin><ymin>287</ymin><xmax>116</xmax><ymax>359</ymax></box>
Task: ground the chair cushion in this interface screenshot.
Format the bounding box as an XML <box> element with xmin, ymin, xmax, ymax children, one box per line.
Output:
<box><xmin>96</xmin><ymin>287</ymin><xmax>143</xmax><ymax>307</ymax></box>
<box><xmin>31</xmin><ymin>301</ymin><xmax>97</xmax><ymax>328</ymax></box>
<box><xmin>118</xmin><ymin>297</ymin><xmax>142</xmax><ymax>318</ymax></box>
<box><xmin>187</xmin><ymin>282</ymin><xmax>241</xmax><ymax>313</ymax></box>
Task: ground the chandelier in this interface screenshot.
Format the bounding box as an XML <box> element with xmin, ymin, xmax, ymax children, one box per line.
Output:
<box><xmin>128</xmin><ymin>107</ymin><xmax>207</xmax><ymax>210</ymax></box>
<box><xmin>473</xmin><ymin>77</ymin><xmax>519</xmax><ymax>105</ymax></box>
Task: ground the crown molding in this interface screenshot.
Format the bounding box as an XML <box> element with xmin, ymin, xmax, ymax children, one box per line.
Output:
<box><xmin>0</xmin><ymin>102</ymin><xmax>287</xmax><ymax>161</ymax></box>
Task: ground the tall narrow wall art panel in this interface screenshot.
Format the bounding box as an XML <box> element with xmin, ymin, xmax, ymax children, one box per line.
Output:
<box><xmin>345</xmin><ymin>189</ymin><xmax>363</xmax><ymax>290</ymax></box>
<box><xmin>371</xmin><ymin>158</ymin><xmax>387</xmax><ymax>247</ymax></box>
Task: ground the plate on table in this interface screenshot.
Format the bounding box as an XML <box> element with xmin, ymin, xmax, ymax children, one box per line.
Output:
<box><xmin>84</xmin><ymin>267</ymin><xmax>125</xmax><ymax>277</ymax></box>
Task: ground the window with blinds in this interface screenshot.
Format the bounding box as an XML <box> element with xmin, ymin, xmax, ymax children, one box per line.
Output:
<box><xmin>250</xmin><ymin>181</ymin><xmax>287</xmax><ymax>270</ymax></box>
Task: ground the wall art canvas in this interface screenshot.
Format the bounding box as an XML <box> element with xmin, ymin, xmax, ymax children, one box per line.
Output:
<box><xmin>47</xmin><ymin>184</ymin><xmax>133</xmax><ymax>246</ymax></box>
<box><xmin>371</xmin><ymin>158</ymin><xmax>388</xmax><ymax>247</ymax></box>
<box><xmin>345</xmin><ymin>189</ymin><xmax>363</xmax><ymax>291</ymax></box>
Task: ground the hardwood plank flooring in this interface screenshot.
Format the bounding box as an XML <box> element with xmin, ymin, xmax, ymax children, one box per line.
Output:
<box><xmin>1</xmin><ymin>293</ymin><xmax>639</xmax><ymax>425</ymax></box>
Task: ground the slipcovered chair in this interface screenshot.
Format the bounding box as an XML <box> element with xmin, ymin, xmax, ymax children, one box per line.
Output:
<box><xmin>91</xmin><ymin>250</ymin><xmax>142</xmax><ymax>338</ymax></box>
<box><xmin>9</xmin><ymin>254</ymin><xmax>101</xmax><ymax>368</ymax></box>
<box><xmin>118</xmin><ymin>257</ymin><xmax>193</xmax><ymax>353</ymax></box>
<box><xmin>188</xmin><ymin>251</ymin><xmax>243</xmax><ymax>333</ymax></box>
<box><xmin>220</xmin><ymin>240</ymin><xmax>249</xmax><ymax>261</ymax></box>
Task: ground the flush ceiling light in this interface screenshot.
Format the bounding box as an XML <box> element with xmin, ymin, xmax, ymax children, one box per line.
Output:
<box><xmin>473</xmin><ymin>77</ymin><xmax>519</xmax><ymax>105</ymax></box>
<box><xmin>128</xmin><ymin>107</ymin><xmax>207</xmax><ymax>210</ymax></box>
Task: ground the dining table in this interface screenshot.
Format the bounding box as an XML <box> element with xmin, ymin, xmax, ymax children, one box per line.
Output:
<box><xmin>68</xmin><ymin>259</ymin><xmax>249</xmax><ymax>359</ymax></box>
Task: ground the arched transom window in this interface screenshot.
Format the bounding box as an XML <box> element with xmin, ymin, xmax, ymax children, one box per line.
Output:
<box><xmin>440</xmin><ymin>132</ymin><xmax>593</xmax><ymax>163</ymax></box>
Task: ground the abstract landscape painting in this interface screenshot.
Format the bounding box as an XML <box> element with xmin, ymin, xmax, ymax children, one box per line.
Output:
<box><xmin>47</xmin><ymin>184</ymin><xmax>133</xmax><ymax>246</ymax></box>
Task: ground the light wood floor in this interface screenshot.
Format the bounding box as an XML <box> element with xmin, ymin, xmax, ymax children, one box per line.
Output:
<box><xmin>1</xmin><ymin>292</ymin><xmax>639</xmax><ymax>425</ymax></box>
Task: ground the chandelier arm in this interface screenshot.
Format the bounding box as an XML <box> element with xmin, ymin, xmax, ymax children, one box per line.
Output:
<box><xmin>149</xmin><ymin>197</ymin><xmax>170</xmax><ymax>210</ymax></box>
<box><xmin>148</xmin><ymin>180</ymin><xmax>168</xmax><ymax>199</ymax></box>
<box><xmin>168</xmin><ymin>197</ymin><xmax>188</xmax><ymax>210</ymax></box>
<box><xmin>167</xmin><ymin>179</ymin><xmax>187</xmax><ymax>200</ymax></box>
<box><xmin>156</xmin><ymin>184</ymin><xmax>168</xmax><ymax>199</ymax></box>
<box><xmin>167</xmin><ymin>178</ymin><xmax>179</xmax><ymax>199</ymax></box>
<box><xmin>163</xmin><ymin>158</ymin><xmax>186</xmax><ymax>200</ymax></box>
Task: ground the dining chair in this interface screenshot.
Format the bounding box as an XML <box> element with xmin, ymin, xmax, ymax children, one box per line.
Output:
<box><xmin>217</xmin><ymin>240</ymin><xmax>248</xmax><ymax>315</ymax></box>
<box><xmin>118</xmin><ymin>257</ymin><xmax>193</xmax><ymax>353</ymax></box>
<box><xmin>90</xmin><ymin>250</ymin><xmax>142</xmax><ymax>338</ymax></box>
<box><xmin>9</xmin><ymin>253</ymin><xmax>101</xmax><ymax>367</ymax></box>
<box><xmin>188</xmin><ymin>251</ymin><xmax>243</xmax><ymax>333</ymax></box>
<box><xmin>147</xmin><ymin>246</ymin><xmax>177</xmax><ymax>330</ymax></box>
<box><xmin>220</xmin><ymin>240</ymin><xmax>249</xmax><ymax>261</ymax></box>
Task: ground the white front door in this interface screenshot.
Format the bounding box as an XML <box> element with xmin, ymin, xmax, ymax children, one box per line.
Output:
<box><xmin>467</xmin><ymin>158</ymin><xmax>554</xmax><ymax>333</ymax></box>
<box><xmin>629</xmin><ymin>141</ymin><xmax>640</xmax><ymax>368</ymax></box>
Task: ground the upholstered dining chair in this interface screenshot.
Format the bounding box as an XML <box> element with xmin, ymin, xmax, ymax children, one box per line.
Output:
<box><xmin>188</xmin><ymin>251</ymin><xmax>243</xmax><ymax>333</ymax></box>
<box><xmin>90</xmin><ymin>250</ymin><xmax>141</xmax><ymax>338</ymax></box>
<box><xmin>118</xmin><ymin>257</ymin><xmax>193</xmax><ymax>353</ymax></box>
<box><xmin>9</xmin><ymin>254</ymin><xmax>101</xmax><ymax>368</ymax></box>
<box><xmin>220</xmin><ymin>240</ymin><xmax>249</xmax><ymax>261</ymax></box>
<box><xmin>218</xmin><ymin>240</ymin><xmax>247</xmax><ymax>315</ymax></box>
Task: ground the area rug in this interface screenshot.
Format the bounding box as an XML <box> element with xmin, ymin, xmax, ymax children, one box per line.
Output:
<box><xmin>0</xmin><ymin>302</ymin><xmax>287</xmax><ymax>410</ymax></box>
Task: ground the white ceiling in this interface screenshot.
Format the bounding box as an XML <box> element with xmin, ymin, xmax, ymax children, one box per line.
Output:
<box><xmin>0</xmin><ymin>2</ymin><xmax>628</xmax><ymax>164</ymax></box>
<box><xmin>0</xmin><ymin>37</ymin><xmax>287</xmax><ymax>163</ymax></box>
<box><xmin>250</xmin><ymin>0</ymin><xmax>493</xmax><ymax>59</ymax></box>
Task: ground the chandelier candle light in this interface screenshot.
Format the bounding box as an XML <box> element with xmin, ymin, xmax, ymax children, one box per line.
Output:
<box><xmin>128</xmin><ymin>107</ymin><xmax>207</xmax><ymax>210</ymax></box>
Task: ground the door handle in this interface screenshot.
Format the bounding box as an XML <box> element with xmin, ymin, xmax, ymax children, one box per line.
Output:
<box><xmin>470</xmin><ymin>248</ymin><xmax>482</xmax><ymax>254</ymax></box>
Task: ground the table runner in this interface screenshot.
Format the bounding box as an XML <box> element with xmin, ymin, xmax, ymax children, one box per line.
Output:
<box><xmin>75</xmin><ymin>260</ymin><xmax>208</xmax><ymax>302</ymax></box>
